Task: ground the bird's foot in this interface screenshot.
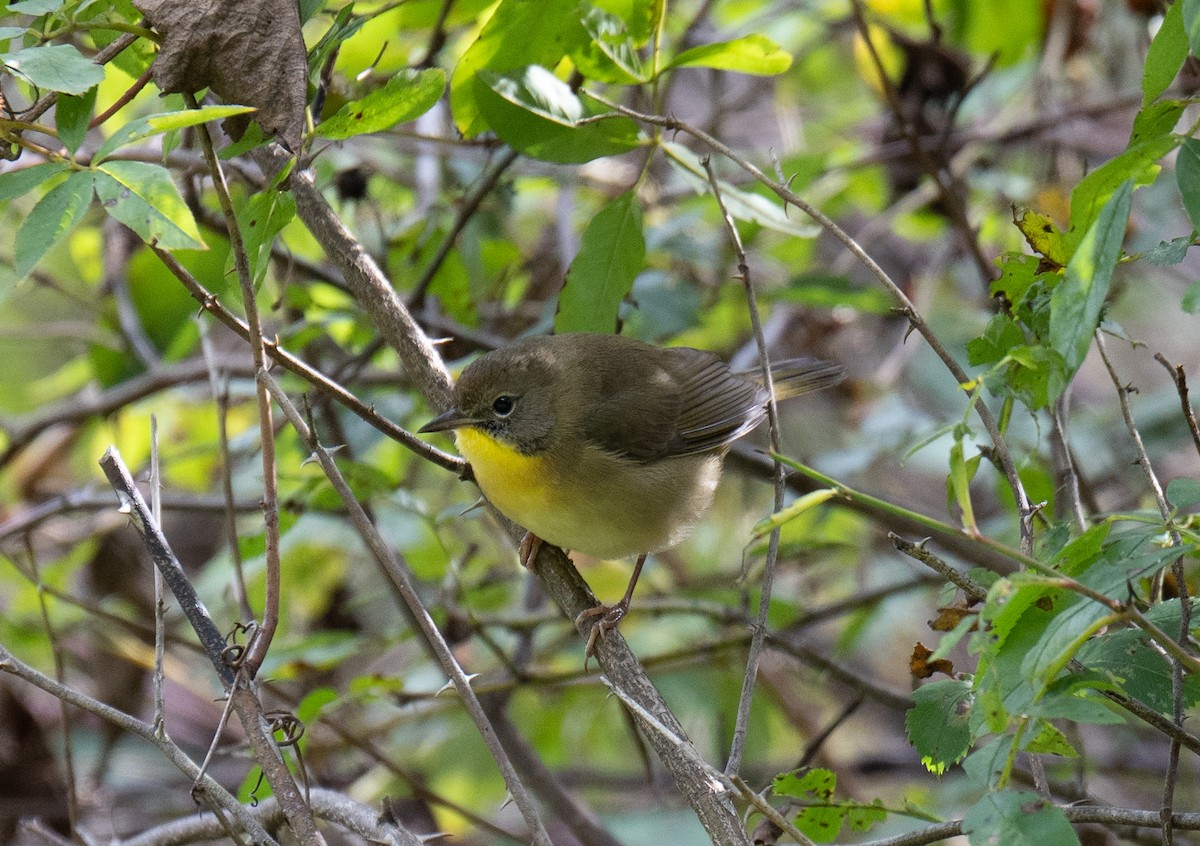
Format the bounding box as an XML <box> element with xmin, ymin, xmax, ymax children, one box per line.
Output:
<box><xmin>576</xmin><ymin>599</ymin><xmax>629</xmax><ymax>669</ymax></box>
<box><xmin>518</xmin><ymin>532</ymin><xmax>542</xmax><ymax>569</ymax></box>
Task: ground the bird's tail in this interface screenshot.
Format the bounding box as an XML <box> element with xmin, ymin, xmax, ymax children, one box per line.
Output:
<box><xmin>744</xmin><ymin>357</ymin><xmax>845</xmax><ymax>400</ymax></box>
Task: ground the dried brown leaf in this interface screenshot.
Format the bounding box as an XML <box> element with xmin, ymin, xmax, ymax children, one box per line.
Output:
<box><xmin>134</xmin><ymin>0</ymin><xmax>307</xmax><ymax>150</ymax></box>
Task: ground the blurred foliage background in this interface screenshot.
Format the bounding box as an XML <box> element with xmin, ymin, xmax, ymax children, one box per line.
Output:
<box><xmin>1</xmin><ymin>0</ymin><xmax>1200</xmax><ymax>844</ymax></box>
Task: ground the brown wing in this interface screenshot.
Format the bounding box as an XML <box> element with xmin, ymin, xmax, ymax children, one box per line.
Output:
<box><xmin>663</xmin><ymin>348</ymin><xmax>768</xmax><ymax>456</ymax></box>
<box><xmin>575</xmin><ymin>337</ymin><xmax>687</xmax><ymax>462</ymax></box>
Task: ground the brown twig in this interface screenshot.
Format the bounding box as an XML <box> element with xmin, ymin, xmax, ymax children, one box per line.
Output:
<box><xmin>145</xmin><ymin>248</ymin><xmax>464</xmax><ymax>474</ymax></box>
<box><xmin>701</xmin><ymin>155</ymin><xmax>785</xmax><ymax>777</ymax></box>
<box><xmin>259</xmin><ymin>368</ymin><xmax>554</xmax><ymax>846</ymax></box>
<box><xmin>0</xmin><ymin>642</ymin><xmax>277</xmax><ymax>845</ymax></box>
<box><xmin>186</xmin><ymin>92</ymin><xmax>281</xmax><ymax>679</ymax></box>
<box><xmin>97</xmin><ymin>446</ymin><xmax>320</xmax><ymax>844</ymax></box>
<box><xmin>1155</xmin><ymin>352</ymin><xmax>1200</xmax><ymax>459</ymax></box>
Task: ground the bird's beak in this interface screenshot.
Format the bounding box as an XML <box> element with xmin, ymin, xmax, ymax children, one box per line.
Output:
<box><xmin>418</xmin><ymin>407</ymin><xmax>477</xmax><ymax>434</ymax></box>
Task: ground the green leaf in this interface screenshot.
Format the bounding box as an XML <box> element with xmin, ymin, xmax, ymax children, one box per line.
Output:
<box><xmin>906</xmin><ymin>679</ymin><xmax>973</xmax><ymax>774</ymax></box>
<box><xmin>772</xmin><ymin>769</ymin><xmax>884</xmax><ymax>843</ymax></box>
<box><xmin>1050</xmin><ymin>179</ymin><xmax>1132</xmax><ymax>376</ymax></box>
<box><xmin>94</xmin><ymin>161</ymin><xmax>205</xmax><ymax>250</ymax></box>
<box><xmin>475</xmin><ymin>67</ymin><xmax>642</xmax><ymax>163</ymax></box>
<box><xmin>2</xmin><ymin>44</ymin><xmax>104</xmax><ymax>95</ymax></box>
<box><xmin>751</xmin><ymin>488</ymin><xmax>838</xmax><ymax>539</ymax></box>
<box><xmin>669</xmin><ymin>34</ymin><xmax>792</xmax><ymax>76</ymax></box>
<box><xmin>14</xmin><ymin>170</ymin><xmax>94</xmax><ymax>278</ymax></box>
<box><xmin>483</xmin><ymin>65</ymin><xmax>583</xmax><ymax>125</ymax></box>
<box><xmin>1013</xmin><ymin>207</ymin><xmax>1069</xmax><ymax>268</ymax></box>
<box><xmin>449</xmin><ymin>0</ymin><xmax>587</xmax><ymax>136</ymax></box>
<box><xmin>1076</xmin><ymin>600</ymin><xmax>1200</xmax><ymax>714</ymax></box>
<box><xmin>1176</xmin><ymin>138</ymin><xmax>1200</xmax><ymax>232</ymax></box>
<box><xmin>1067</xmin><ymin>135</ymin><xmax>1176</xmax><ymax>251</ymax></box>
<box><xmin>961</xmin><ymin>736</ymin><xmax>1011</xmax><ymax>791</ymax></box>
<box><xmin>1168</xmin><ymin>477</ymin><xmax>1200</xmax><ymax>508</ymax></box>
<box><xmin>56</xmin><ymin>87</ymin><xmax>96</xmax><ymax>154</ymax></box>
<box><xmin>1184</xmin><ymin>279</ymin><xmax>1200</xmax><ymax>313</ymax></box>
<box><xmin>1024</xmin><ymin>720</ymin><xmax>1078</xmax><ymax>757</ymax></box>
<box><xmin>556</xmin><ymin>191</ymin><xmax>644</xmax><ymax>333</ymax></box>
<box><xmin>7</xmin><ymin>0</ymin><xmax>64</xmax><ymax>12</ymax></box>
<box><xmin>93</xmin><ymin>105</ymin><xmax>258</xmax><ymax>162</ymax></box>
<box><xmin>1143</xmin><ymin>236</ymin><xmax>1192</xmax><ymax>266</ymax></box>
<box><xmin>1182</xmin><ymin>0</ymin><xmax>1200</xmax><ymax>61</ymax></box>
<box><xmin>947</xmin><ymin>437</ymin><xmax>980</xmax><ymax>534</ymax></box>
<box><xmin>962</xmin><ymin>791</ymin><xmax>1080</xmax><ymax>846</ymax></box>
<box><xmin>1144</xmin><ymin>0</ymin><xmax>1188</xmax><ymax>105</ymax></box>
<box><xmin>663</xmin><ymin>141</ymin><xmax>819</xmax><ymax>238</ymax></box>
<box><xmin>572</xmin><ymin>4</ymin><xmax>647</xmax><ymax>83</ymax></box>
<box><xmin>0</xmin><ymin>161</ymin><xmax>69</xmax><ymax>201</ymax></box>
<box><xmin>235</xmin><ymin>188</ymin><xmax>297</xmax><ymax>288</ymax></box>
<box><xmin>773</xmin><ymin>767</ymin><xmax>836</xmax><ymax>801</ymax></box>
<box><xmin>967</xmin><ymin>314</ymin><xmax>1024</xmax><ymax>368</ymax></box>
<box><xmin>1130</xmin><ymin>99</ymin><xmax>1185</xmax><ymax>146</ymax></box>
<box><xmin>316</xmin><ymin>68</ymin><xmax>445</xmax><ymax>139</ymax></box>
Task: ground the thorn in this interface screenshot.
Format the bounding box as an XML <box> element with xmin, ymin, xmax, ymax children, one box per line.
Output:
<box><xmin>458</xmin><ymin>496</ymin><xmax>487</xmax><ymax>517</ymax></box>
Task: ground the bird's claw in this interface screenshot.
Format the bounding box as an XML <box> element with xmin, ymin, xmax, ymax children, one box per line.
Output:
<box><xmin>576</xmin><ymin>600</ymin><xmax>629</xmax><ymax>669</ymax></box>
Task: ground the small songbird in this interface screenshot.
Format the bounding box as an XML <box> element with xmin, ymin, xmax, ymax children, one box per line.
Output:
<box><xmin>420</xmin><ymin>332</ymin><xmax>843</xmax><ymax>658</ymax></box>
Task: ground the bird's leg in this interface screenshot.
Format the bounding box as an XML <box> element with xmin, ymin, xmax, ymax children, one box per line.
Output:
<box><xmin>518</xmin><ymin>532</ymin><xmax>542</xmax><ymax>569</ymax></box>
<box><xmin>576</xmin><ymin>553</ymin><xmax>648</xmax><ymax>665</ymax></box>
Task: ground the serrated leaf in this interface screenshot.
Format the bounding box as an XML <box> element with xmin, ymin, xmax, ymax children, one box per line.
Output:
<box><xmin>2</xmin><ymin>44</ymin><xmax>104</xmax><ymax>95</ymax></box>
<box><xmin>1076</xmin><ymin>600</ymin><xmax>1200</xmax><ymax>714</ymax></box>
<box><xmin>93</xmin><ymin>105</ymin><xmax>258</xmax><ymax>161</ymax></box>
<box><xmin>556</xmin><ymin>191</ymin><xmax>644</xmax><ymax>333</ymax></box>
<box><xmin>1176</xmin><ymin>138</ymin><xmax>1200</xmax><ymax>232</ymax></box>
<box><xmin>962</xmin><ymin>790</ymin><xmax>1080</xmax><ymax>846</ymax></box>
<box><xmin>1050</xmin><ymin>179</ymin><xmax>1132</xmax><ymax>376</ymax></box>
<box><xmin>0</xmin><ymin>162</ymin><xmax>69</xmax><ymax>201</ymax></box>
<box><xmin>316</xmin><ymin>68</ymin><xmax>445</xmax><ymax>139</ymax></box>
<box><xmin>94</xmin><ymin>161</ymin><xmax>204</xmax><ymax>250</ymax></box>
<box><xmin>906</xmin><ymin>679</ymin><xmax>973</xmax><ymax>774</ymax></box>
<box><xmin>669</xmin><ymin>33</ymin><xmax>792</xmax><ymax>76</ymax></box>
<box><xmin>1144</xmin><ymin>0</ymin><xmax>1188</xmax><ymax>105</ymax></box>
<box><xmin>967</xmin><ymin>314</ymin><xmax>1024</xmax><ymax>368</ymax></box>
<box><xmin>14</xmin><ymin>170</ymin><xmax>94</xmax><ymax>278</ymax></box>
<box><xmin>664</xmin><ymin>141</ymin><xmax>819</xmax><ymax>237</ymax></box>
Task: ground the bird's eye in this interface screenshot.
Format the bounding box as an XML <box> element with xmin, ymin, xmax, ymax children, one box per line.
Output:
<box><xmin>492</xmin><ymin>395</ymin><xmax>516</xmax><ymax>417</ymax></box>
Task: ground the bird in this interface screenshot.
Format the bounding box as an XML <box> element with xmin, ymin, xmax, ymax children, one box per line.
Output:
<box><xmin>419</xmin><ymin>332</ymin><xmax>843</xmax><ymax>659</ymax></box>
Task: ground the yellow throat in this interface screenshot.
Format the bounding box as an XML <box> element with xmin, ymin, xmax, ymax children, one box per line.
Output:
<box><xmin>454</xmin><ymin>427</ymin><xmax>556</xmax><ymax>534</ymax></box>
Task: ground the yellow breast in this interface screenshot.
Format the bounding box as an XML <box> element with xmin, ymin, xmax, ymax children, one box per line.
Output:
<box><xmin>455</xmin><ymin>427</ymin><xmax>558</xmax><ymax>535</ymax></box>
<box><xmin>453</xmin><ymin>426</ymin><xmax>721</xmax><ymax>560</ymax></box>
